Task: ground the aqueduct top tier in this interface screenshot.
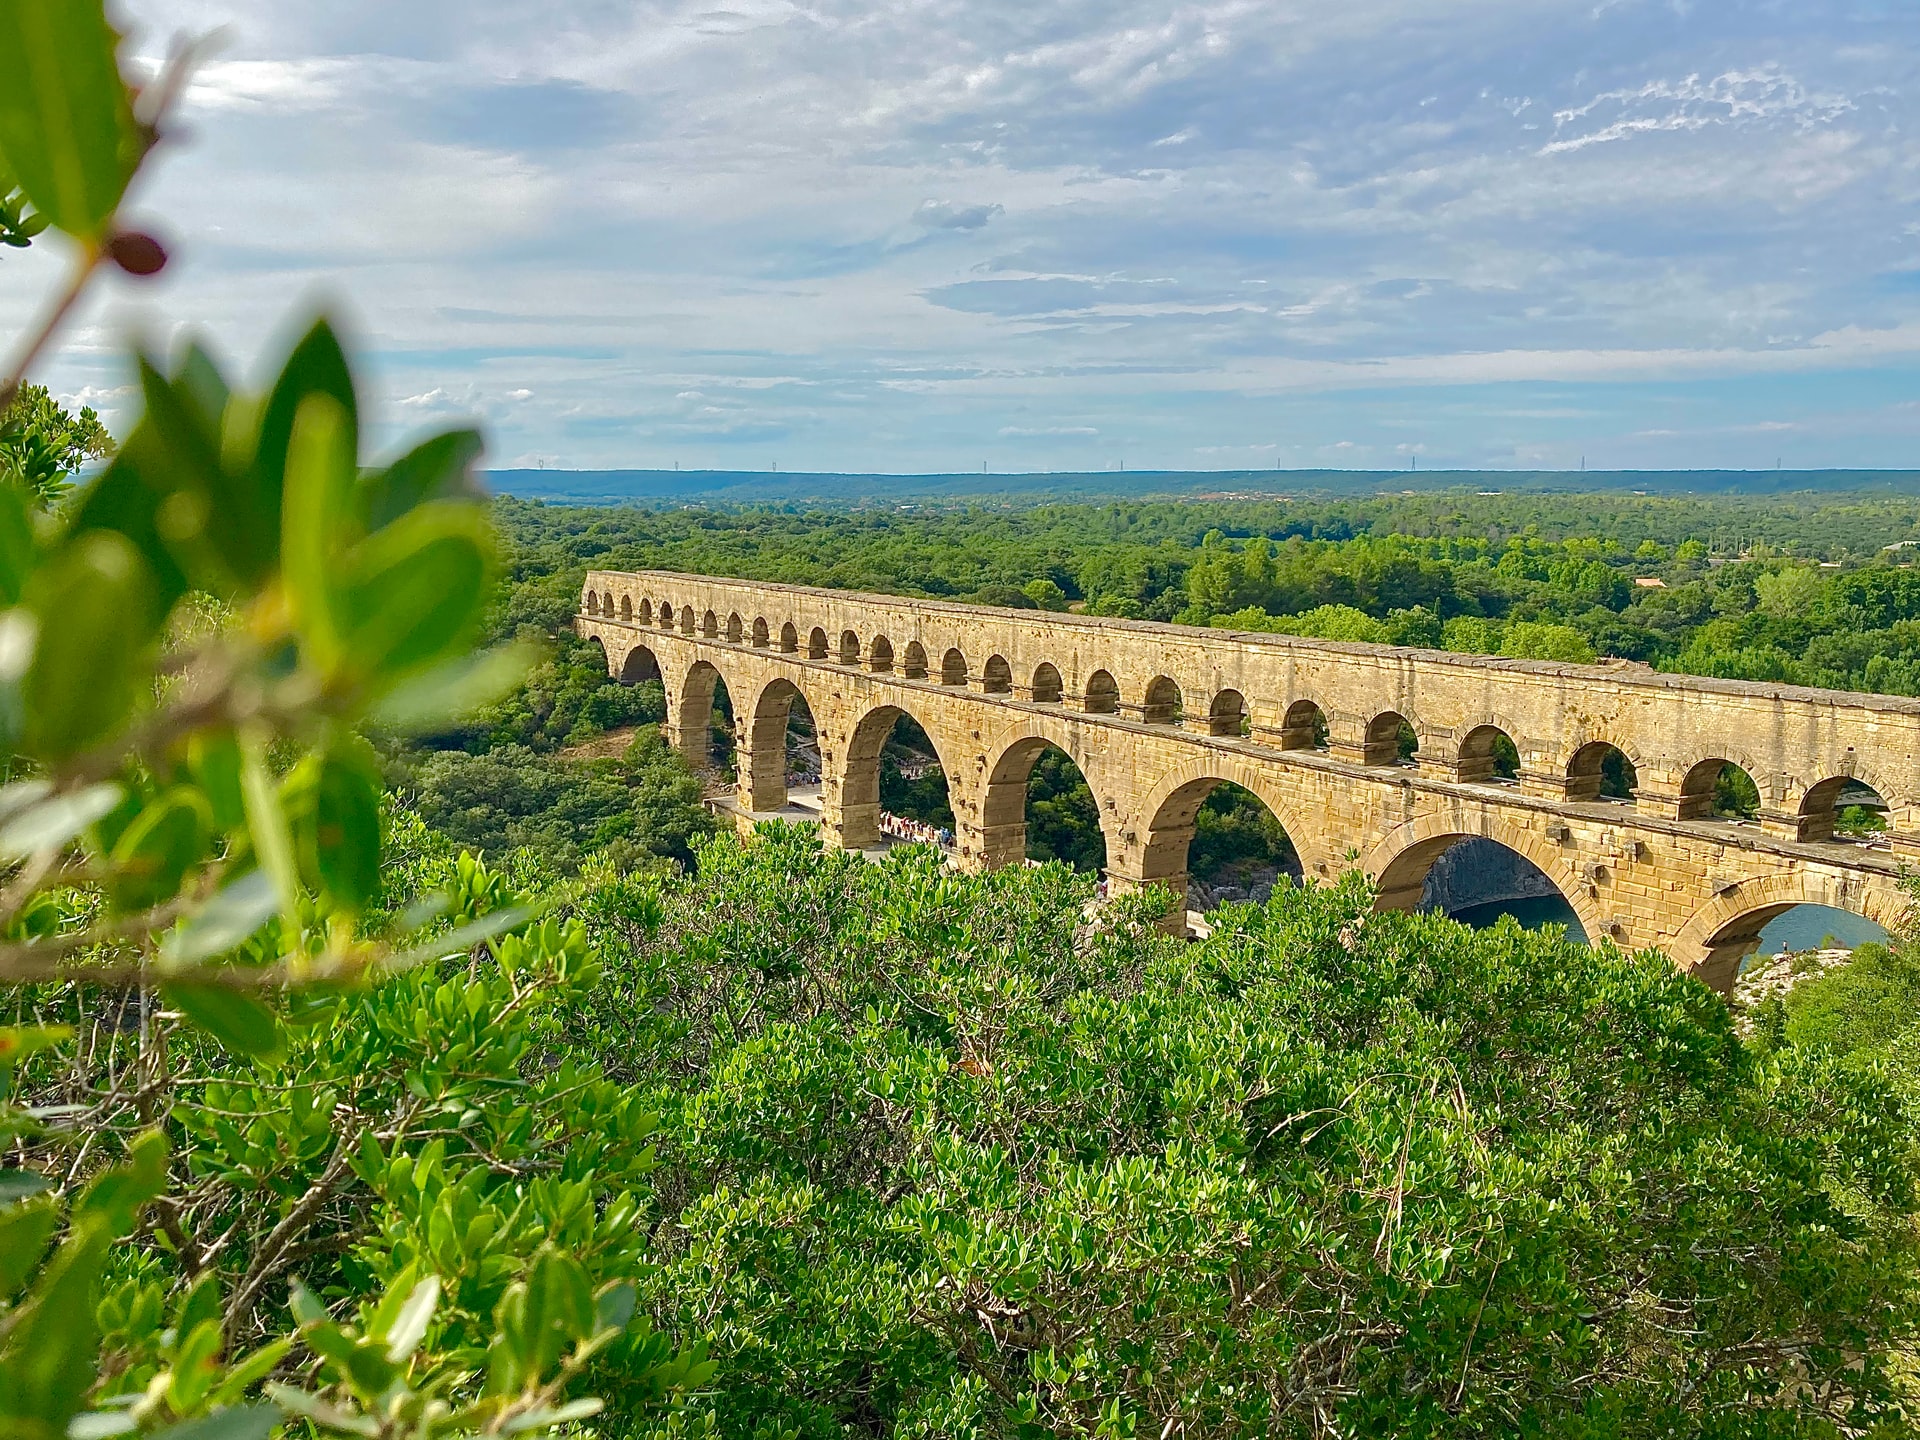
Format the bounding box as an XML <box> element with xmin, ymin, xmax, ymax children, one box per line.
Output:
<box><xmin>580</xmin><ymin>567</ymin><xmax>1917</xmax><ymax>990</ymax></box>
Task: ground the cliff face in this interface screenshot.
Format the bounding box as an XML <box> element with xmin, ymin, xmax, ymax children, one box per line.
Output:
<box><xmin>1419</xmin><ymin>837</ymin><xmax>1562</xmax><ymax>914</ymax></box>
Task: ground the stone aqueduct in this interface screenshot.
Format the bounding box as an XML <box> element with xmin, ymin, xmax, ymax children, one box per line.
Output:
<box><xmin>579</xmin><ymin>568</ymin><xmax>1919</xmax><ymax>991</ymax></box>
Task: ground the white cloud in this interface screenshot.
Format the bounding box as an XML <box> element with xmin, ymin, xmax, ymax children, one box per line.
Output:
<box><xmin>913</xmin><ymin>199</ymin><xmax>1005</xmax><ymax>229</ymax></box>
<box><xmin>6</xmin><ymin>0</ymin><xmax>1909</xmax><ymax>472</ymax></box>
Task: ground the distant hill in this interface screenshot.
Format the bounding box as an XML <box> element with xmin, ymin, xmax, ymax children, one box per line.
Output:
<box><xmin>487</xmin><ymin>467</ymin><xmax>1920</xmax><ymax>506</ymax></box>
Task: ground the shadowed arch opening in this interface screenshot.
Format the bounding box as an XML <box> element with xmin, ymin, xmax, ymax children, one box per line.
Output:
<box><xmin>743</xmin><ymin>678</ymin><xmax>820</xmax><ymax>811</ymax></box>
<box><xmin>1365</xmin><ymin>710</ymin><xmax>1417</xmax><ymax>766</ymax></box>
<box><xmin>1143</xmin><ymin>676</ymin><xmax>1183</xmax><ymax>725</ymax></box>
<box><xmin>726</xmin><ymin>612</ymin><xmax>743</xmax><ymax>643</ymax></box>
<box><xmin>780</xmin><ymin>621</ymin><xmax>799</xmax><ymax>653</ymax></box>
<box><xmin>983</xmin><ymin>654</ymin><xmax>1013</xmax><ymax>694</ymax></box>
<box><xmin>679</xmin><ymin>607</ymin><xmax>694</xmax><ymax>635</ymax></box>
<box><xmin>1141</xmin><ymin>777</ymin><xmax>1303</xmax><ymax>923</ymax></box>
<box><xmin>941</xmin><ymin>648</ymin><xmax>968</xmax><ymax>687</ymax></box>
<box><xmin>676</xmin><ymin>660</ymin><xmax>735</xmax><ymax>775</ymax></box>
<box><xmin>1456</xmin><ymin>724</ymin><xmax>1519</xmax><ymax>784</ymax></box>
<box><xmin>839</xmin><ymin>629</ymin><xmax>861</xmax><ymax>666</ymax></box>
<box><xmin>808</xmin><ymin>627</ymin><xmax>829</xmax><ymax>660</ymax></box>
<box><xmin>752</xmin><ymin>616</ymin><xmax>769</xmax><ymax>648</ymax></box>
<box><xmin>637</xmin><ymin>599</ymin><xmax>653</xmax><ymax>626</ymax></box>
<box><xmin>1680</xmin><ymin>757</ymin><xmax>1760</xmax><ymax>822</ymax></box>
<box><xmin>1375</xmin><ymin>834</ymin><xmax>1586</xmax><ymax>942</ymax></box>
<box><xmin>840</xmin><ymin>704</ymin><xmax>954</xmax><ymax>850</ymax></box>
<box><xmin>1208</xmin><ymin>689</ymin><xmax>1249</xmax><ymax>737</ymax></box>
<box><xmin>1798</xmin><ymin>776</ymin><xmax>1890</xmax><ymax>844</ymax></box>
<box><xmin>619</xmin><ymin>595</ymin><xmax>632</xmax><ymax>621</ymax></box>
<box><xmin>1031</xmin><ymin>663</ymin><xmax>1063</xmax><ymax>704</ymax></box>
<box><xmin>1084</xmin><ymin>670</ymin><xmax>1119</xmax><ymax>714</ymax></box>
<box><xmin>658</xmin><ymin>602</ymin><xmax>674</xmax><ymax>630</ymax></box>
<box><xmin>1281</xmin><ymin>699</ymin><xmax>1329</xmax><ymax>751</ymax></box>
<box><xmin>868</xmin><ymin>635</ymin><xmax>894</xmax><ymax>672</ymax></box>
<box><xmin>585</xmin><ymin>592</ymin><xmax>599</xmax><ymax>616</ymax></box>
<box><xmin>701</xmin><ymin>609</ymin><xmax>718</xmax><ymax>639</ymax></box>
<box><xmin>1567</xmin><ymin>741</ymin><xmax>1638</xmax><ymax>803</ymax></box>
<box><xmin>586</xmin><ymin>634</ymin><xmax>609</xmax><ymax>670</ymax></box>
<box><xmin>982</xmin><ymin>737</ymin><xmax>1107</xmax><ymax>872</ymax></box>
<box><xmin>620</xmin><ymin>643</ymin><xmax>661</xmax><ymax>686</ymax></box>
<box><xmin>601</xmin><ymin>591</ymin><xmax>613</xmax><ymax>615</ymax></box>
<box><xmin>903</xmin><ymin>641</ymin><xmax>928</xmax><ymax>679</ymax></box>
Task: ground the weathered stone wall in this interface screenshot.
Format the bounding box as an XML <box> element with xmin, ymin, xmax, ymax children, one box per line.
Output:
<box><xmin>577</xmin><ymin>569</ymin><xmax>1916</xmax><ymax>993</ymax></box>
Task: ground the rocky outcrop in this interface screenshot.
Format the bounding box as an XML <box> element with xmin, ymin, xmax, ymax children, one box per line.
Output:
<box><xmin>1419</xmin><ymin>837</ymin><xmax>1560</xmax><ymax>914</ymax></box>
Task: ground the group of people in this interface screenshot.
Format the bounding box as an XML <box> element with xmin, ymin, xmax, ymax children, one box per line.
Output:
<box><xmin>879</xmin><ymin>811</ymin><xmax>954</xmax><ymax>848</ymax></box>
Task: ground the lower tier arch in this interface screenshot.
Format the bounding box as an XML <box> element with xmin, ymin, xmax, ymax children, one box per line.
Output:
<box><xmin>1364</xmin><ymin>814</ymin><xmax>1606</xmax><ymax>944</ymax></box>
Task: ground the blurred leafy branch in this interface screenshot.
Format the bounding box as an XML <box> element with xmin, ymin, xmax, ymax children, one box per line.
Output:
<box><xmin>0</xmin><ymin>3</ymin><xmax>701</xmax><ymax>1438</ymax></box>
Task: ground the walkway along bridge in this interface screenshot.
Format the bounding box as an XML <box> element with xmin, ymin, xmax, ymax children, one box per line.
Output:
<box><xmin>579</xmin><ymin>569</ymin><xmax>1919</xmax><ymax>991</ymax></box>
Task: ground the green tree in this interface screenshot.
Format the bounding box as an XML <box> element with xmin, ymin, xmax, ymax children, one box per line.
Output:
<box><xmin>0</xmin><ymin>381</ymin><xmax>113</xmax><ymax>505</ymax></box>
<box><xmin>1500</xmin><ymin>620</ymin><xmax>1596</xmax><ymax>663</ymax></box>
<box><xmin>0</xmin><ymin>10</ymin><xmax>699</xmax><ymax>1438</ymax></box>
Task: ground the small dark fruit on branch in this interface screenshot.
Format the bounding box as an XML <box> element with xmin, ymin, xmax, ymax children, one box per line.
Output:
<box><xmin>106</xmin><ymin>231</ymin><xmax>169</xmax><ymax>277</ymax></box>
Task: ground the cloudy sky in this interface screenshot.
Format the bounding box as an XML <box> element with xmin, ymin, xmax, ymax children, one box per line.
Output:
<box><xmin>6</xmin><ymin>0</ymin><xmax>1919</xmax><ymax>473</ymax></box>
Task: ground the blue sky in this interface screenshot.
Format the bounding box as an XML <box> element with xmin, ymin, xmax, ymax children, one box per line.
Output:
<box><xmin>6</xmin><ymin>0</ymin><xmax>1920</xmax><ymax>473</ymax></box>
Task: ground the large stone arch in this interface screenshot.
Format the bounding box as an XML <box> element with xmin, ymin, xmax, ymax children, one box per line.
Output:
<box><xmin>670</xmin><ymin>657</ymin><xmax>734</xmax><ymax>768</ymax></box>
<box><xmin>620</xmin><ymin>639</ymin><xmax>663</xmax><ymax>686</ymax></box>
<box><xmin>586</xmin><ymin>633</ymin><xmax>611</xmax><ymax>673</ymax></box>
<box><xmin>1362</xmin><ymin>812</ymin><xmax>1606</xmax><ymax>942</ymax></box>
<box><xmin>1665</xmin><ymin>868</ymin><xmax>1909</xmax><ymax>994</ymax></box>
<box><xmin>1119</xmin><ymin>756</ymin><xmax>1332</xmax><ymax>912</ymax></box>
<box><xmin>736</xmin><ymin>673</ymin><xmax>828</xmax><ymax>812</ymax></box>
<box><xmin>976</xmin><ymin>717</ymin><xmax>1124</xmax><ymax>872</ymax></box>
<box><xmin>825</xmin><ymin>695</ymin><xmax>967</xmax><ymax>855</ymax></box>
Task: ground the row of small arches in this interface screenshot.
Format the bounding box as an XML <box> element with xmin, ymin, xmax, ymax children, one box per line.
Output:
<box><xmin>589</xmin><ymin>593</ymin><xmax>1894</xmax><ymax>841</ymax></box>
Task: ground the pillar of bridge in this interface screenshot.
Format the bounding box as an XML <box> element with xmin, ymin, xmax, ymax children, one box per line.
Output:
<box><xmin>1756</xmin><ymin>809</ymin><xmax>1807</xmax><ymax>843</ymax></box>
<box><xmin>820</xmin><ymin>767</ymin><xmax>881</xmax><ymax>852</ymax></box>
<box><xmin>968</xmin><ymin>816</ymin><xmax>1029</xmax><ymax>871</ymax></box>
<box><xmin>1104</xmin><ymin>863</ymin><xmax>1190</xmax><ymax>934</ymax></box>
<box><xmin>1686</xmin><ymin>934</ymin><xmax>1762</xmax><ymax>997</ymax></box>
<box><xmin>734</xmin><ymin>734</ymin><xmax>788</xmax><ymax>814</ymax></box>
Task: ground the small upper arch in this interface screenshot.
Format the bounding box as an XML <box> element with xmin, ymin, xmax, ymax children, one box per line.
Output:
<box><xmin>1281</xmin><ymin>699</ymin><xmax>1328</xmax><ymax>751</ymax></box>
<box><xmin>1566</xmin><ymin>739</ymin><xmax>1639</xmax><ymax>804</ymax></box>
<box><xmin>808</xmin><ymin>626</ymin><xmax>829</xmax><ymax>660</ymax></box>
<box><xmin>839</xmin><ymin>629</ymin><xmax>861</xmax><ymax>666</ymax></box>
<box><xmin>701</xmin><ymin>609</ymin><xmax>719</xmax><ymax>639</ymax></box>
<box><xmin>1207</xmin><ymin>688</ymin><xmax>1249</xmax><ymax>737</ymax></box>
<box><xmin>1797</xmin><ymin>774</ymin><xmax>1891</xmax><ymax>844</ymax></box>
<box><xmin>679</xmin><ymin>606</ymin><xmax>695</xmax><ymax>635</ymax></box>
<box><xmin>869</xmin><ymin>635</ymin><xmax>895</xmax><ymax>672</ymax></box>
<box><xmin>752</xmin><ymin>616</ymin><xmax>770</xmax><ymax>648</ymax></box>
<box><xmin>1084</xmin><ymin>669</ymin><xmax>1119</xmax><ymax>715</ymax></box>
<box><xmin>637</xmin><ymin>598</ymin><xmax>653</xmax><ymax>626</ymax></box>
<box><xmin>1454</xmin><ymin>723</ymin><xmax>1519</xmax><ymax>784</ymax></box>
<box><xmin>1143</xmin><ymin>676</ymin><xmax>1183</xmax><ymax>725</ymax></box>
<box><xmin>983</xmin><ymin>654</ymin><xmax>1013</xmax><ymax>694</ymax></box>
<box><xmin>585</xmin><ymin>591</ymin><xmax>600</xmax><ymax>616</ymax></box>
<box><xmin>903</xmin><ymin>641</ymin><xmax>929</xmax><ymax>679</ymax></box>
<box><xmin>1031</xmin><ymin>662</ymin><xmax>1063</xmax><ymax>704</ymax></box>
<box><xmin>726</xmin><ymin>612</ymin><xmax>744</xmax><ymax>643</ymax></box>
<box><xmin>619</xmin><ymin>594</ymin><xmax>633</xmax><ymax>621</ymax></box>
<box><xmin>1679</xmin><ymin>755</ymin><xmax>1763</xmax><ymax>822</ymax></box>
<box><xmin>941</xmin><ymin>647</ymin><xmax>968</xmax><ymax>687</ymax></box>
<box><xmin>1365</xmin><ymin>709</ymin><xmax>1417</xmax><ymax>766</ymax></box>
<box><xmin>780</xmin><ymin>620</ymin><xmax>800</xmax><ymax>653</ymax></box>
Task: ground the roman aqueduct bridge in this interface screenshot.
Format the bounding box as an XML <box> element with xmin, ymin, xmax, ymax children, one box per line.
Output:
<box><xmin>580</xmin><ymin>568</ymin><xmax>1919</xmax><ymax>991</ymax></box>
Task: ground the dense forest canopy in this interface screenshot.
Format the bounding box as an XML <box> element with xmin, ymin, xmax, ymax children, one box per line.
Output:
<box><xmin>490</xmin><ymin>490</ymin><xmax>1920</xmax><ymax>693</ymax></box>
